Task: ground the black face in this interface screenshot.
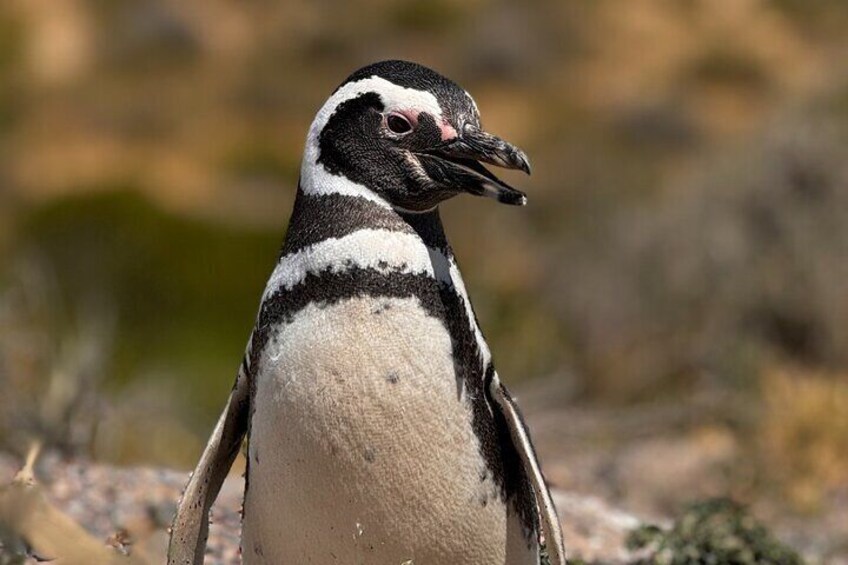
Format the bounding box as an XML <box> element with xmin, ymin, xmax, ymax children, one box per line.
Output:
<box><xmin>316</xmin><ymin>60</ymin><xmax>531</xmax><ymax>212</ymax></box>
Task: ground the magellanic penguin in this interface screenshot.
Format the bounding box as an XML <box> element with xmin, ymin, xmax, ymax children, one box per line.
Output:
<box><xmin>168</xmin><ymin>60</ymin><xmax>565</xmax><ymax>565</ymax></box>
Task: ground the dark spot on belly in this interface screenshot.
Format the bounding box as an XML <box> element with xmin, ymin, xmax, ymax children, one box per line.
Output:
<box><xmin>371</xmin><ymin>301</ymin><xmax>393</xmax><ymax>314</ymax></box>
<box><xmin>385</xmin><ymin>372</ymin><xmax>400</xmax><ymax>384</ymax></box>
<box><xmin>253</xmin><ymin>541</ymin><xmax>264</xmax><ymax>556</ymax></box>
<box><xmin>363</xmin><ymin>447</ymin><xmax>376</xmax><ymax>463</ymax></box>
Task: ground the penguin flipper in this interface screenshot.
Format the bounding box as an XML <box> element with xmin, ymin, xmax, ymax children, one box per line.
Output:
<box><xmin>488</xmin><ymin>374</ymin><xmax>566</xmax><ymax>565</ymax></box>
<box><xmin>168</xmin><ymin>370</ymin><xmax>250</xmax><ymax>565</ymax></box>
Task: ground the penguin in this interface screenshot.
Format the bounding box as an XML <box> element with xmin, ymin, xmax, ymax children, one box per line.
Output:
<box><xmin>168</xmin><ymin>60</ymin><xmax>565</xmax><ymax>565</ymax></box>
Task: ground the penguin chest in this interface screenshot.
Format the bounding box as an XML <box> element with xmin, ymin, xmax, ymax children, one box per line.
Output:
<box><xmin>243</xmin><ymin>296</ymin><xmax>536</xmax><ymax>564</ymax></box>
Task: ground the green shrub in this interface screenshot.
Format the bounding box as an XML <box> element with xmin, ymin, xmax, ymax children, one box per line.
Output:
<box><xmin>627</xmin><ymin>499</ymin><xmax>804</xmax><ymax>565</ymax></box>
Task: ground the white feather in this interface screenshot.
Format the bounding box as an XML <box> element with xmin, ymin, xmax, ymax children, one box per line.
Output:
<box><xmin>262</xmin><ymin>229</ymin><xmax>448</xmax><ymax>301</ymax></box>
<box><xmin>262</xmin><ymin>227</ymin><xmax>490</xmax><ymax>366</ymax></box>
<box><xmin>447</xmin><ymin>259</ymin><xmax>492</xmax><ymax>365</ymax></box>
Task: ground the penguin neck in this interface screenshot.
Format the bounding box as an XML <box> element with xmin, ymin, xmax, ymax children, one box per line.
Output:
<box><xmin>396</xmin><ymin>207</ymin><xmax>452</xmax><ymax>256</ymax></box>
<box><xmin>283</xmin><ymin>179</ymin><xmax>453</xmax><ymax>260</ymax></box>
<box><xmin>260</xmin><ymin>176</ymin><xmax>492</xmax><ymax>369</ymax></box>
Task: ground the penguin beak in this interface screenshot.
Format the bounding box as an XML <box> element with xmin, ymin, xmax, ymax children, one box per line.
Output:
<box><xmin>414</xmin><ymin>125</ymin><xmax>531</xmax><ymax>206</ymax></box>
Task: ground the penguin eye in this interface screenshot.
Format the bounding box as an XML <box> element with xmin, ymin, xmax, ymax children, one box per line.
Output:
<box><xmin>386</xmin><ymin>113</ymin><xmax>413</xmax><ymax>135</ymax></box>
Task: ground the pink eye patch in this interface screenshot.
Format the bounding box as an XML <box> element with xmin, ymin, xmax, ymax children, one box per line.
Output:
<box><xmin>438</xmin><ymin>120</ymin><xmax>458</xmax><ymax>142</ymax></box>
<box><xmin>394</xmin><ymin>109</ymin><xmax>457</xmax><ymax>141</ymax></box>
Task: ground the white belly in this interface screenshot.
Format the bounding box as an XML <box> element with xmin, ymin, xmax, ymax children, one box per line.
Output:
<box><xmin>242</xmin><ymin>297</ymin><xmax>537</xmax><ymax>564</ymax></box>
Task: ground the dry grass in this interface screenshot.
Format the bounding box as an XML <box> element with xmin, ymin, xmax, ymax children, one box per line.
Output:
<box><xmin>0</xmin><ymin>444</ymin><xmax>151</xmax><ymax>565</ymax></box>
<box><xmin>758</xmin><ymin>365</ymin><xmax>848</xmax><ymax>512</ymax></box>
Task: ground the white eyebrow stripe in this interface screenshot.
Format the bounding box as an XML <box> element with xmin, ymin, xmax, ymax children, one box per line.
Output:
<box><xmin>300</xmin><ymin>76</ymin><xmax>443</xmax><ymax>206</ymax></box>
<box><xmin>309</xmin><ymin>76</ymin><xmax>442</xmax><ymax>142</ymax></box>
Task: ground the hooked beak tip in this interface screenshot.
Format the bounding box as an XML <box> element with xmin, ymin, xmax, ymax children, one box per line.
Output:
<box><xmin>516</xmin><ymin>151</ymin><xmax>532</xmax><ymax>175</ymax></box>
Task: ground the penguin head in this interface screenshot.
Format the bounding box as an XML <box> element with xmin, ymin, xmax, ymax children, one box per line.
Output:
<box><xmin>303</xmin><ymin>60</ymin><xmax>530</xmax><ymax>212</ymax></box>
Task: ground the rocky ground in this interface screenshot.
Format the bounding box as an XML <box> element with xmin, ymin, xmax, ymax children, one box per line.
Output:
<box><xmin>0</xmin><ymin>450</ymin><xmax>653</xmax><ymax>564</ymax></box>
<box><xmin>0</xmin><ymin>446</ymin><xmax>826</xmax><ymax>565</ymax></box>
<box><xmin>1</xmin><ymin>379</ymin><xmax>844</xmax><ymax>565</ymax></box>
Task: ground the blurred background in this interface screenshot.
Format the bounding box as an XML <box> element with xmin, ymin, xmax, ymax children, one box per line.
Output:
<box><xmin>1</xmin><ymin>0</ymin><xmax>847</xmax><ymax>559</ymax></box>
